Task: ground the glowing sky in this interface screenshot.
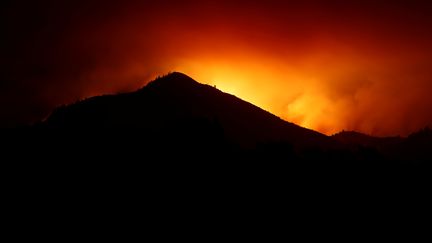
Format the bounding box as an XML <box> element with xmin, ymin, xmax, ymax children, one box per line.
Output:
<box><xmin>2</xmin><ymin>0</ymin><xmax>432</xmax><ymax>135</ymax></box>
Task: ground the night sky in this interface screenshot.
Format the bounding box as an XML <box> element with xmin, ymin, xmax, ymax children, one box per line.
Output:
<box><xmin>2</xmin><ymin>0</ymin><xmax>432</xmax><ymax>136</ymax></box>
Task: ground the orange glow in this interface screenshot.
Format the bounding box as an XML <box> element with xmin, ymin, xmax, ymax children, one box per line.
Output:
<box><xmin>73</xmin><ymin>34</ymin><xmax>432</xmax><ymax>136</ymax></box>
<box><xmin>161</xmin><ymin>42</ymin><xmax>432</xmax><ymax>136</ymax></box>
<box><xmin>3</xmin><ymin>1</ymin><xmax>432</xmax><ymax>135</ymax></box>
<box><xmin>175</xmin><ymin>60</ymin><xmax>340</xmax><ymax>135</ymax></box>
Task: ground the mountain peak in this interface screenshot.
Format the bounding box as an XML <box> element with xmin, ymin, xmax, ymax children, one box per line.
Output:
<box><xmin>145</xmin><ymin>72</ymin><xmax>201</xmax><ymax>90</ymax></box>
<box><xmin>44</xmin><ymin>71</ymin><xmax>330</xmax><ymax>148</ymax></box>
<box><xmin>167</xmin><ymin>71</ymin><xmax>195</xmax><ymax>79</ymax></box>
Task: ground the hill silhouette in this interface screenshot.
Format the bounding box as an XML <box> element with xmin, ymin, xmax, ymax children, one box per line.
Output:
<box><xmin>1</xmin><ymin>71</ymin><xmax>432</xmax><ymax>214</ymax></box>
<box><xmin>1</xmin><ymin>72</ymin><xmax>432</xmax><ymax>191</ymax></box>
<box><xmin>3</xmin><ymin>72</ymin><xmax>431</xmax><ymax>164</ymax></box>
<box><xmin>43</xmin><ymin>72</ymin><xmax>331</xmax><ymax>150</ymax></box>
<box><xmin>332</xmin><ymin>129</ymin><xmax>432</xmax><ymax>163</ymax></box>
<box><xmin>332</xmin><ymin>131</ymin><xmax>402</xmax><ymax>148</ymax></box>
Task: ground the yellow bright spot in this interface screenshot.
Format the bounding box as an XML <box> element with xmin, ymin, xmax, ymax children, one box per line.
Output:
<box><xmin>174</xmin><ymin>56</ymin><xmax>339</xmax><ymax>135</ymax></box>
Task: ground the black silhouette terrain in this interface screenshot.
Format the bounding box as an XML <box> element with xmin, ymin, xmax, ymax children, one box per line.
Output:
<box><xmin>41</xmin><ymin>72</ymin><xmax>333</xmax><ymax>155</ymax></box>
<box><xmin>333</xmin><ymin>129</ymin><xmax>432</xmax><ymax>163</ymax></box>
<box><xmin>2</xmin><ymin>72</ymin><xmax>432</xmax><ymax>192</ymax></box>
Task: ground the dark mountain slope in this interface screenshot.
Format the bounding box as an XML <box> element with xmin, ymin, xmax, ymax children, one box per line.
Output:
<box><xmin>395</xmin><ymin>127</ymin><xmax>432</xmax><ymax>163</ymax></box>
<box><xmin>333</xmin><ymin>129</ymin><xmax>432</xmax><ymax>163</ymax></box>
<box><xmin>2</xmin><ymin>72</ymin><xmax>432</xmax><ymax>201</ymax></box>
<box><xmin>332</xmin><ymin>131</ymin><xmax>402</xmax><ymax>148</ymax></box>
<box><xmin>44</xmin><ymin>72</ymin><xmax>331</xmax><ymax>149</ymax></box>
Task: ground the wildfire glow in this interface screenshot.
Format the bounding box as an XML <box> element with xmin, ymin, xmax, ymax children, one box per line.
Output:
<box><xmin>3</xmin><ymin>1</ymin><xmax>432</xmax><ymax>136</ymax></box>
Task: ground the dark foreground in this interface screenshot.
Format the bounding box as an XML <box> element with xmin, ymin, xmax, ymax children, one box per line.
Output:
<box><xmin>1</xmin><ymin>73</ymin><xmax>431</xmax><ymax>232</ymax></box>
<box><xmin>1</xmin><ymin>128</ymin><xmax>431</xmax><ymax>236</ymax></box>
<box><xmin>3</xmin><ymin>127</ymin><xmax>431</xmax><ymax>190</ymax></box>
